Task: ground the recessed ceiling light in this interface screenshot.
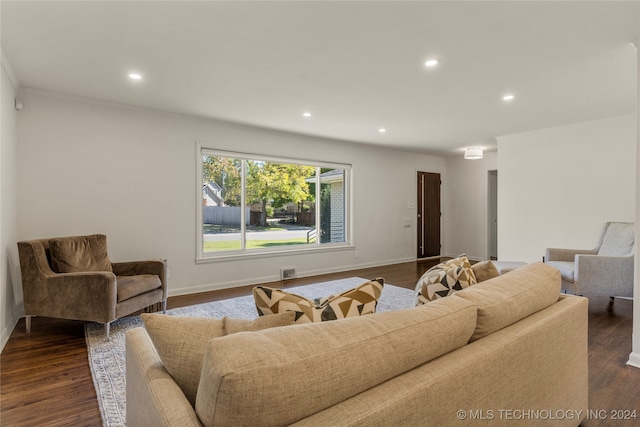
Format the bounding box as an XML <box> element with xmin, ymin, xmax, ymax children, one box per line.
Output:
<box><xmin>502</xmin><ymin>94</ymin><xmax>515</xmax><ymax>101</ymax></box>
<box><xmin>302</xmin><ymin>112</ymin><xmax>312</xmax><ymax>118</ymax></box>
<box><xmin>378</xmin><ymin>128</ymin><xmax>387</xmax><ymax>133</ymax></box>
<box><xmin>128</xmin><ymin>73</ymin><xmax>142</xmax><ymax>80</ymax></box>
<box><xmin>424</xmin><ymin>59</ymin><xmax>439</xmax><ymax>67</ymax></box>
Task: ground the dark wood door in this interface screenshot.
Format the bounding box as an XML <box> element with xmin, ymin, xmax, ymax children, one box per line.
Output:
<box><xmin>417</xmin><ymin>171</ymin><xmax>441</xmax><ymax>258</ymax></box>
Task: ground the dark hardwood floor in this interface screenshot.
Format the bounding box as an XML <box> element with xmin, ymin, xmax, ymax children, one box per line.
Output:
<box><xmin>1</xmin><ymin>260</ymin><xmax>638</xmax><ymax>426</ymax></box>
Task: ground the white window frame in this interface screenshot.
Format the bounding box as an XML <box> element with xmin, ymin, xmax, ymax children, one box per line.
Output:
<box><xmin>196</xmin><ymin>144</ymin><xmax>353</xmax><ymax>263</ymax></box>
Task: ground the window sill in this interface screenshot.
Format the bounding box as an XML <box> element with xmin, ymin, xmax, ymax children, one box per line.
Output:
<box><xmin>195</xmin><ymin>243</ymin><xmax>355</xmax><ymax>264</ymax></box>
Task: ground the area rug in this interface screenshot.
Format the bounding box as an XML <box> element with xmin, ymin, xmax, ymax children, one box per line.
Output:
<box><xmin>85</xmin><ymin>277</ymin><xmax>414</xmax><ymax>427</ymax></box>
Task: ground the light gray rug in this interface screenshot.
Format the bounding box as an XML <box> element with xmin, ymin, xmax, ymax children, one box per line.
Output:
<box><xmin>85</xmin><ymin>277</ymin><xmax>414</xmax><ymax>427</ymax></box>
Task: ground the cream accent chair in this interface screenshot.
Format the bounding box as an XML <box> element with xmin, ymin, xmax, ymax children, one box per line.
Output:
<box><xmin>17</xmin><ymin>234</ymin><xmax>167</xmax><ymax>338</ymax></box>
<box><xmin>545</xmin><ymin>222</ymin><xmax>634</xmax><ymax>299</ymax></box>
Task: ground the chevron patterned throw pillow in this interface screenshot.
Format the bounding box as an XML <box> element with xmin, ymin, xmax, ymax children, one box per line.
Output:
<box><xmin>252</xmin><ymin>278</ymin><xmax>384</xmax><ymax>323</ymax></box>
<box><xmin>414</xmin><ymin>256</ymin><xmax>477</xmax><ymax>305</ymax></box>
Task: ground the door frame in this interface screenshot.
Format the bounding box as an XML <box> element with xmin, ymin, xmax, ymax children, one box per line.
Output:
<box><xmin>487</xmin><ymin>169</ymin><xmax>498</xmax><ymax>260</ymax></box>
<box><xmin>416</xmin><ymin>171</ymin><xmax>441</xmax><ymax>259</ymax></box>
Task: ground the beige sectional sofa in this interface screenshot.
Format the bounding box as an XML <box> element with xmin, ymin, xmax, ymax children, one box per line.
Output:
<box><xmin>126</xmin><ymin>262</ymin><xmax>588</xmax><ymax>427</ymax></box>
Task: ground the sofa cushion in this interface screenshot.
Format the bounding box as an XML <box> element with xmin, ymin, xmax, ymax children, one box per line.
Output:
<box><xmin>414</xmin><ymin>256</ymin><xmax>477</xmax><ymax>305</ymax></box>
<box><xmin>222</xmin><ymin>313</ymin><xmax>295</xmax><ymax>335</ymax></box>
<box><xmin>195</xmin><ymin>296</ymin><xmax>478</xmax><ymax>427</ymax></box>
<box><xmin>116</xmin><ymin>274</ymin><xmax>162</xmax><ymax>302</ymax></box>
<box><xmin>252</xmin><ymin>278</ymin><xmax>384</xmax><ymax>323</ymax></box>
<box><xmin>544</xmin><ymin>261</ymin><xmax>575</xmax><ymax>283</ymax></box>
<box><xmin>471</xmin><ymin>260</ymin><xmax>501</xmax><ymax>282</ymax></box>
<box><xmin>49</xmin><ymin>234</ymin><xmax>112</xmax><ymax>273</ymax></box>
<box><xmin>452</xmin><ymin>261</ymin><xmax>561</xmax><ymax>341</ymax></box>
<box><xmin>141</xmin><ymin>311</ymin><xmax>296</xmax><ymax>406</ymax></box>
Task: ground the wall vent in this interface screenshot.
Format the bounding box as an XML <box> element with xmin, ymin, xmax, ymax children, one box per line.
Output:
<box><xmin>281</xmin><ymin>267</ymin><xmax>296</xmax><ymax>281</ymax></box>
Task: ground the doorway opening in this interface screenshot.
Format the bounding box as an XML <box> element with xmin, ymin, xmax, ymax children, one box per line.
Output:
<box><xmin>488</xmin><ymin>170</ymin><xmax>498</xmax><ymax>260</ymax></box>
<box><xmin>417</xmin><ymin>171</ymin><xmax>441</xmax><ymax>259</ymax></box>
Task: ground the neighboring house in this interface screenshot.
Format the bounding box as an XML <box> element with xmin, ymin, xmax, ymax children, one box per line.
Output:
<box><xmin>203</xmin><ymin>181</ymin><xmax>224</xmax><ymax>207</ymax></box>
<box><xmin>203</xmin><ymin>181</ymin><xmax>250</xmax><ymax>226</ymax></box>
<box><xmin>308</xmin><ymin>170</ymin><xmax>345</xmax><ymax>243</ymax></box>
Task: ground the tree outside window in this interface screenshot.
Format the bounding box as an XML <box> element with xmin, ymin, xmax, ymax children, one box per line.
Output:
<box><xmin>200</xmin><ymin>151</ymin><xmax>348</xmax><ymax>256</ymax></box>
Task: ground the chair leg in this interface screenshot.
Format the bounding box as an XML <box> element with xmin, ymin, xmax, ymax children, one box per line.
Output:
<box><xmin>162</xmin><ymin>299</ymin><xmax>167</xmax><ymax>314</ymax></box>
<box><xmin>104</xmin><ymin>322</ymin><xmax>110</xmax><ymax>340</ymax></box>
<box><xmin>25</xmin><ymin>315</ymin><xmax>32</xmax><ymax>334</ymax></box>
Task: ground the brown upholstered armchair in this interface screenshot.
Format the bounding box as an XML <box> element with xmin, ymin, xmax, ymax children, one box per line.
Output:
<box><xmin>17</xmin><ymin>234</ymin><xmax>167</xmax><ymax>338</ymax></box>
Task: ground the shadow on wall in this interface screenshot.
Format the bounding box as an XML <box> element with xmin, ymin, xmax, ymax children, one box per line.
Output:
<box><xmin>6</xmin><ymin>247</ymin><xmax>24</xmax><ymax>323</ymax></box>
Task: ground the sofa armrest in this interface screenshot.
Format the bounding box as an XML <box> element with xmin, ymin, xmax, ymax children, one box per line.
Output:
<box><xmin>126</xmin><ymin>328</ymin><xmax>203</xmax><ymax>427</ymax></box>
<box><xmin>575</xmin><ymin>254</ymin><xmax>634</xmax><ymax>297</ymax></box>
<box><xmin>26</xmin><ymin>271</ymin><xmax>118</xmax><ymax>322</ymax></box>
<box><xmin>545</xmin><ymin>247</ymin><xmax>596</xmax><ymax>262</ymax></box>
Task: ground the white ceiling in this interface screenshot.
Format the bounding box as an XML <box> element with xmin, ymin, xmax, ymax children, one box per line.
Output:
<box><xmin>2</xmin><ymin>1</ymin><xmax>638</xmax><ymax>156</ymax></box>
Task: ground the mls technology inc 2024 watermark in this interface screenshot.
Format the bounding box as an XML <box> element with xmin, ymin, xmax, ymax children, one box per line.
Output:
<box><xmin>456</xmin><ymin>409</ymin><xmax>637</xmax><ymax>422</ymax></box>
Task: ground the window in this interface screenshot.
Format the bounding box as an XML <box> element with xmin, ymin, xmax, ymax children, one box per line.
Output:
<box><xmin>197</xmin><ymin>147</ymin><xmax>351</xmax><ymax>260</ymax></box>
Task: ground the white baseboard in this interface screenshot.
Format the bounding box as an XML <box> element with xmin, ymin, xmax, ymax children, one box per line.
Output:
<box><xmin>627</xmin><ymin>352</ymin><xmax>640</xmax><ymax>369</ymax></box>
<box><xmin>0</xmin><ymin>327</ymin><xmax>10</xmax><ymax>353</ymax></box>
<box><xmin>441</xmin><ymin>252</ymin><xmax>484</xmax><ymax>262</ymax></box>
<box><xmin>299</xmin><ymin>257</ymin><xmax>415</xmax><ymax>280</ymax></box>
<box><xmin>170</xmin><ymin>273</ymin><xmax>282</xmax><ymax>296</ymax></box>
<box><xmin>0</xmin><ymin>317</ymin><xmax>19</xmax><ymax>353</ymax></box>
<box><xmin>169</xmin><ymin>257</ymin><xmax>415</xmax><ymax>297</ymax></box>
<box><xmin>417</xmin><ymin>255</ymin><xmax>442</xmax><ymax>261</ymax></box>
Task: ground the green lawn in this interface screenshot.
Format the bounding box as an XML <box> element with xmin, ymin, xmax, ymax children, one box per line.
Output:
<box><xmin>204</xmin><ymin>237</ymin><xmax>310</xmax><ymax>251</ymax></box>
<box><xmin>203</xmin><ymin>224</ymin><xmax>286</xmax><ymax>234</ymax></box>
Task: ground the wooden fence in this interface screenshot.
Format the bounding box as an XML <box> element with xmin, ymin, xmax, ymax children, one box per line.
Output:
<box><xmin>203</xmin><ymin>206</ymin><xmax>250</xmax><ymax>226</ymax></box>
<box><xmin>297</xmin><ymin>212</ymin><xmax>315</xmax><ymax>226</ymax></box>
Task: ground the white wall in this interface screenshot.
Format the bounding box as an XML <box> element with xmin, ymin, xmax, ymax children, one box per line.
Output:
<box><xmin>498</xmin><ymin>114</ymin><xmax>636</xmax><ymax>263</ymax></box>
<box><xmin>16</xmin><ymin>88</ymin><xmax>446</xmax><ymax>295</ymax></box>
<box><xmin>1</xmin><ymin>56</ymin><xmax>20</xmax><ymax>351</ymax></box>
<box><xmin>443</xmin><ymin>151</ymin><xmax>498</xmax><ymax>261</ymax></box>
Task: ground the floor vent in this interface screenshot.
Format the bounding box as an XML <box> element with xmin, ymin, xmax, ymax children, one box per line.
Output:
<box><xmin>281</xmin><ymin>267</ymin><xmax>296</xmax><ymax>280</ymax></box>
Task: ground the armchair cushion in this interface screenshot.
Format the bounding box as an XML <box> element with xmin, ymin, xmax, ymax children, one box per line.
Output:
<box><xmin>49</xmin><ymin>234</ymin><xmax>112</xmax><ymax>273</ymax></box>
<box><xmin>545</xmin><ymin>261</ymin><xmax>575</xmax><ymax>283</ymax></box>
<box><xmin>117</xmin><ymin>274</ymin><xmax>162</xmax><ymax>302</ymax></box>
